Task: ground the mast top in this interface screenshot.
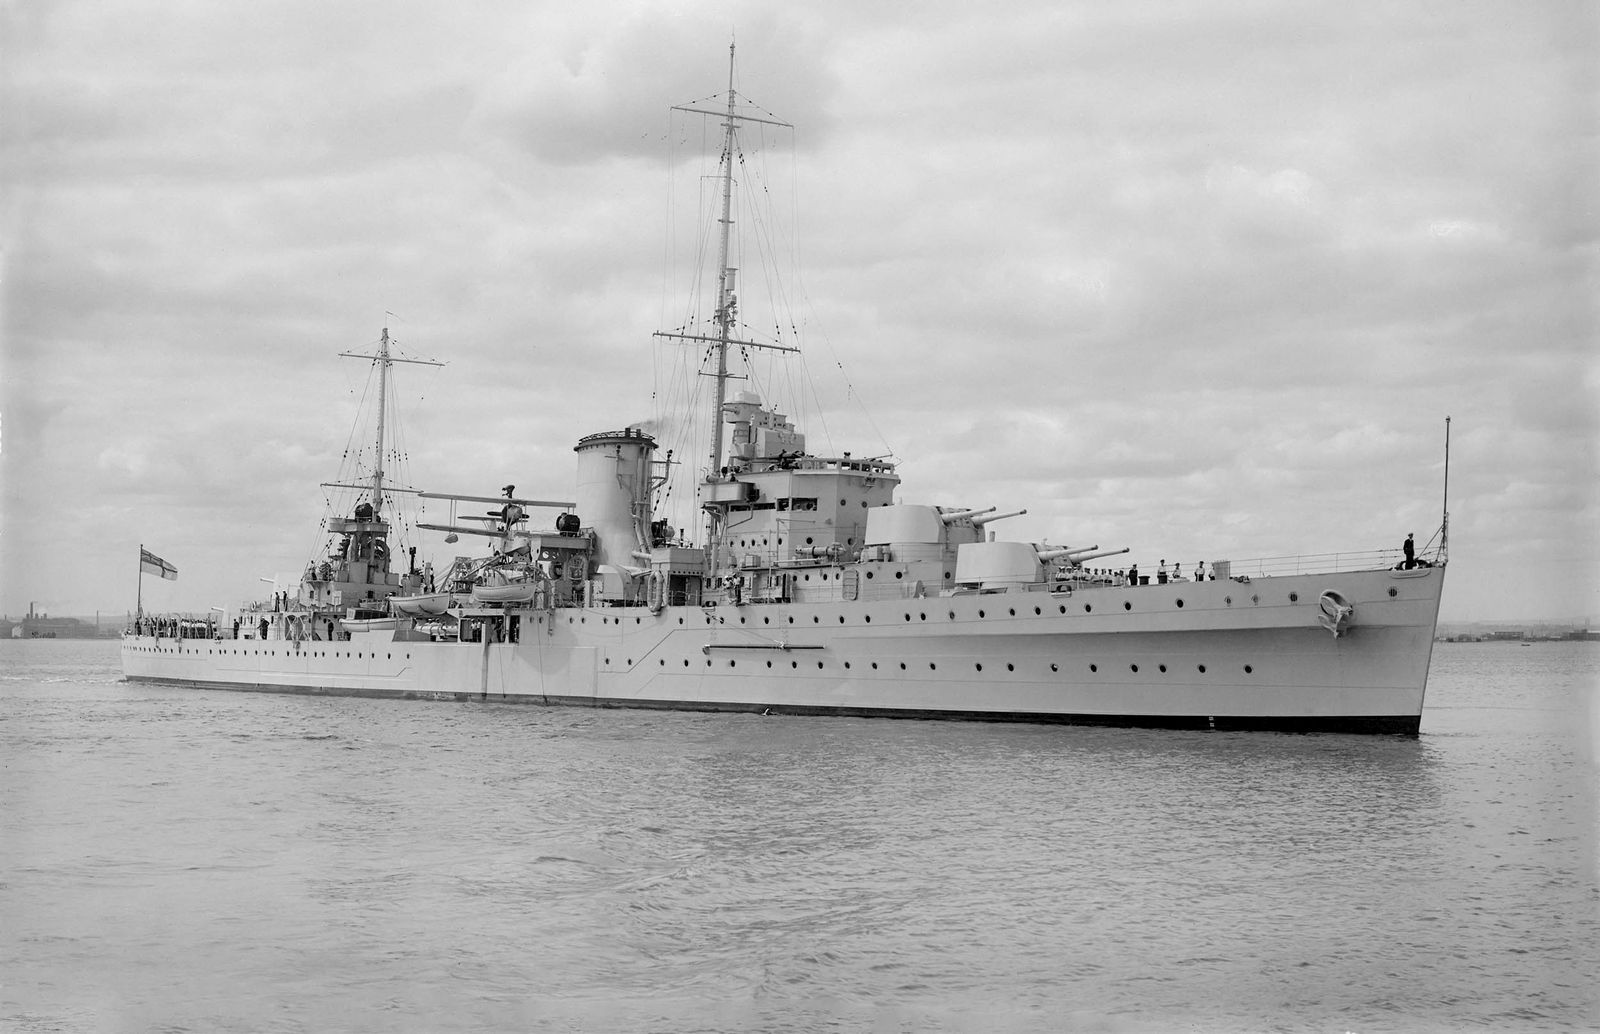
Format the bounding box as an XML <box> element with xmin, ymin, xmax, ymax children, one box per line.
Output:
<box><xmin>335</xmin><ymin>328</ymin><xmax>444</xmax><ymax>515</ymax></box>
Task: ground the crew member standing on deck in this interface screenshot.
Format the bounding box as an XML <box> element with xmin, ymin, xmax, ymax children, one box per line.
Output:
<box><xmin>1403</xmin><ymin>533</ymin><xmax>1415</xmax><ymax>569</ymax></box>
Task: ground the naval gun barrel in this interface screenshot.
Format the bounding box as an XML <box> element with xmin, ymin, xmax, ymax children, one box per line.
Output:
<box><xmin>940</xmin><ymin>507</ymin><xmax>995</xmax><ymax>524</ymax></box>
<box><xmin>1057</xmin><ymin>546</ymin><xmax>1131</xmax><ymax>565</ymax></box>
<box><xmin>971</xmin><ymin>508</ymin><xmax>1027</xmax><ymax>526</ymax></box>
<box><xmin>1036</xmin><ymin>544</ymin><xmax>1094</xmax><ymax>562</ymax></box>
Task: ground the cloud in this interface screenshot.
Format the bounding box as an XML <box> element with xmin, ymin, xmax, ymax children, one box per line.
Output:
<box><xmin>2</xmin><ymin>0</ymin><xmax>1595</xmax><ymax>624</ymax></box>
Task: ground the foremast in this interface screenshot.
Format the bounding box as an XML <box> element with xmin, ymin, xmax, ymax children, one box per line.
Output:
<box><xmin>302</xmin><ymin>327</ymin><xmax>443</xmax><ymax>610</ymax></box>
<box><xmin>335</xmin><ymin>328</ymin><xmax>429</xmax><ymax>523</ymax></box>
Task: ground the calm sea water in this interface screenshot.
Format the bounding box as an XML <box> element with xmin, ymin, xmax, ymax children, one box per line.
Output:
<box><xmin>1</xmin><ymin>639</ymin><xmax>1595</xmax><ymax>1033</ymax></box>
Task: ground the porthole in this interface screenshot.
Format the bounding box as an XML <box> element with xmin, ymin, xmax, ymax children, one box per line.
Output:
<box><xmin>839</xmin><ymin>615</ymin><xmax>845</xmax><ymax>624</ymax></box>
<box><xmin>1224</xmin><ymin>597</ymin><xmax>1232</xmax><ymax>607</ymax></box>
<box><xmin>1059</xmin><ymin>605</ymin><xmax>1067</xmax><ymax>614</ymax></box>
<box><xmin>813</xmin><ymin>616</ymin><xmax>820</xmax><ymax>624</ymax></box>
<box><xmin>787</xmin><ymin>616</ymin><xmax>795</xmax><ymax>624</ymax></box>
<box><xmin>976</xmin><ymin>663</ymin><xmax>983</xmax><ymax>672</ymax></box>
<box><xmin>763</xmin><ymin>617</ymin><xmax>770</xmax><ymax>625</ymax></box>
<box><xmin>1159</xmin><ymin>664</ymin><xmax>1167</xmax><ymax>673</ymax></box>
<box><xmin>817</xmin><ymin>661</ymin><xmax>825</xmax><ymax>669</ymax></box>
<box><xmin>844</xmin><ymin>661</ymin><xmax>851</xmax><ymax>669</ymax></box>
<box><xmin>1244</xmin><ymin>664</ymin><xmax>1254</xmax><ymax>674</ymax></box>
<box><xmin>899</xmin><ymin>662</ymin><xmax>907</xmax><ymax>670</ymax></box>
<box><xmin>978</xmin><ymin>610</ymin><xmax>986</xmax><ymax>618</ymax></box>
<box><xmin>929</xmin><ymin>662</ymin><xmax>937</xmax><ymax>670</ymax></box>
<box><xmin>1289</xmin><ymin>592</ymin><xmax>1299</xmax><ymax>603</ymax></box>
<box><xmin>904</xmin><ymin>613</ymin><xmax>912</xmax><ymax>622</ymax></box>
<box><xmin>1131</xmin><ymin>664</ymin><xmax>1139</xmax><ymax>673</ymax></box>
<box><xmin>949</xmin><ymin>611</ymin><xmax>956</xmax><ymax>620</ymax></box>
<box><xmin>1050</xmin><ymin>663</ymin><xmax>1058</xmax><ymax>672</ymax></box>
<box><xmin>865</xmin><ymin>615</ymin><xmax>872</xmax><ymax>623</ymax></box>
<box><xmin>1084</xmin><ymin>604</ymin><xmax>1092</xmax><ymax>613</ymax></box>
<box><xmin>683</xmin><ymin>659</ymin><xmax>689</xmax><ymax>666</ymax></box>
<box><xmin>919</xmin><ymin>613</ymin><xmax>927</xmax><ymax>621</ymax></box>
<box><xmin>1124</xmin><ymin>601</ymin><xmax>1132</xmax><ymax>611</ymax></box>
<box><xmin>871</xmin><ymin>662</ymin><xmax>879</xmax><ymax>670</ymax></box>
<box><xmin>728</xmin><ymin>660</ymin><xmax>736</xmax><ymax>668</ymax></box>
<box><xmin>1389</xmin><ymin>587</ymin><xmax>1398</xmax><ymax>597</ymax></box>
<box><xmin>1175</xmin><ymin>599</ymin><xmax>1184</xmax><ymax>608</ymax></box>
<box><xmin>866</xmin><ymin>571</ymin><xmax>875</xmax><ymax>579</ymax></box>
<box><xmin>1006</xmin><ymin>663</ymin><xmax>1014</xmax><ymax>672</ymax></box>
<box><xmin>766</xmin><ymin>661</ymin><xmax>773</xmax><ymax>668</ymax></box>
<box><xmin>791</xmin><ymin>661</ymin><xmax>798</xmax><ymax>669</ymax></box>
<box><xmin>1008</xmin><ymin>608</ymin><xmax>1016</xmax><ymax>617</ymax></box>
<box><xmin>895</xmin><ymin>571</ymin><xmax>904</xmax><ymax>579</ymax></box>
<box><xmin>1198</xmin><ymin>664</ymin><xmax>1207</xmax><ymax>673</ymax></box>
<box><xmin>659</xmin><ymin>659</ymin><xmax>665</xmax><ymax>666</ymax></box>
<box><xmin>1251</xmin><ymin>595</ymin><xmax>1259</xmax><ymax>604</ymax></box>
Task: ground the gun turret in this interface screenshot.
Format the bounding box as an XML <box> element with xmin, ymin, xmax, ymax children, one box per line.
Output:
<box><xmin>940</xmin><ymin>507</ymin><xmax>995</xmax><ymax>524</ymax></box>
<box><xmin>972</xmin><ymin>508</ymin><xmax>1027</xmax><ymax>526</ymax></box>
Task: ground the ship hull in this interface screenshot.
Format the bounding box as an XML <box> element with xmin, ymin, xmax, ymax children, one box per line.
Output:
<box><xmin>124</xmin><ymin>566</ymin><xmax>1443</xmax><ymax>734</ymax></box>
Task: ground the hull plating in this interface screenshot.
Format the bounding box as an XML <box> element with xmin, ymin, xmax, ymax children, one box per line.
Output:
<box><xmin>124</xmin><ymin>566</ymin><xmax>1442</xmax><ymax>734</ymax></box>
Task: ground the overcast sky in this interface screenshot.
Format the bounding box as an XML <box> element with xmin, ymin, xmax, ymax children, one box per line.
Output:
<box><xmin>3</xmin><ymin>1</ymin><xmax>1596</xmax><ymax>624</ymax></box>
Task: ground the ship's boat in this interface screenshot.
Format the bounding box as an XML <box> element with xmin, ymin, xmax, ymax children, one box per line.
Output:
<box><xmin>471</xmin><ymin>582</ymin><xmax>538</xmax><ymax>605</ymax></box>
<box><xmin>390</xmin><ymin>593</ymin><xmax>455</xmax><ymax>617</ymax></box>
<box><xmin>340</xmin><ymin>616</ymin><xmax>402</xmax><ymax>634</ymax></box>
<box><xmin>121</xmin><ymin>46</ymin><xmax>1449</xmax><ymax>734</ymax></box>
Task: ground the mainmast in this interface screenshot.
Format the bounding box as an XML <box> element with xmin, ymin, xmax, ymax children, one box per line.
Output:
<box><xmin>708</xmin><ymin>41</ymin><xmax>739</xmax><ymax>478</ymax></box>
<box><xmin>655</xmin><ymin>44</ymin><xmax>795</xmax><ymax>553</ymax></box>
<box><xmin>372</xmin><ymin>327</ymin><xmax>392</xmax><ymax>515</ymax></box>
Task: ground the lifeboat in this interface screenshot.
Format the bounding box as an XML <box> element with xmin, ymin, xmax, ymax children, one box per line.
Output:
<box><xmin>471</xmin><ymin>567</ymin><xmax>540</xmax><ymax>604</ymax></box>
<box><xmin>340</xmin><ymin>616</ymin><xmax>402</xmax><ymax>633</ymax></box>
<box><xmin>389</xmin><ymin>593</ymin><xmax>454</xmax><ymax>617</ymax></box>
<box><xmin>471</xmin><ymin>581</ymin><xmax>537</xmax><ymax>604</ymax></box>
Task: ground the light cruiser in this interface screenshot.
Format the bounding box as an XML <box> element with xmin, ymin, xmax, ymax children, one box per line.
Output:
<box><xmin>123</xmin><ymin>48</ymin><xmax>1447</xmax><ymax>734</ymax></box>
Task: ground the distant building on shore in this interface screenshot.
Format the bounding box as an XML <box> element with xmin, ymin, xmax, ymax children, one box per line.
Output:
<box><xmin>2</xmin><ymin>603</ymin><xmax>106</xmax><ymax>639</ymax></box>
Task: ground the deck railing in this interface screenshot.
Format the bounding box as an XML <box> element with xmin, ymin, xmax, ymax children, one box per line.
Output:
<box><xmin>1214</xmin><ymin>549</ymin><xmax>1408</xmax><ymax>579</ymax></box>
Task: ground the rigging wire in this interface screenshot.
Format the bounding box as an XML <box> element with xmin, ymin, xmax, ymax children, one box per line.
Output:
<box><xmin>654</xmin><ymin>76</ymin><xmax>900</xmax><ymax>540</ymax></box>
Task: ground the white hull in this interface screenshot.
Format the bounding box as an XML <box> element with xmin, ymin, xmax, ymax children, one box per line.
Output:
<box><xmin>124</xmin><ymin>565</ymin><xmax>1443</xmax><ymax>734</ymax></box>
